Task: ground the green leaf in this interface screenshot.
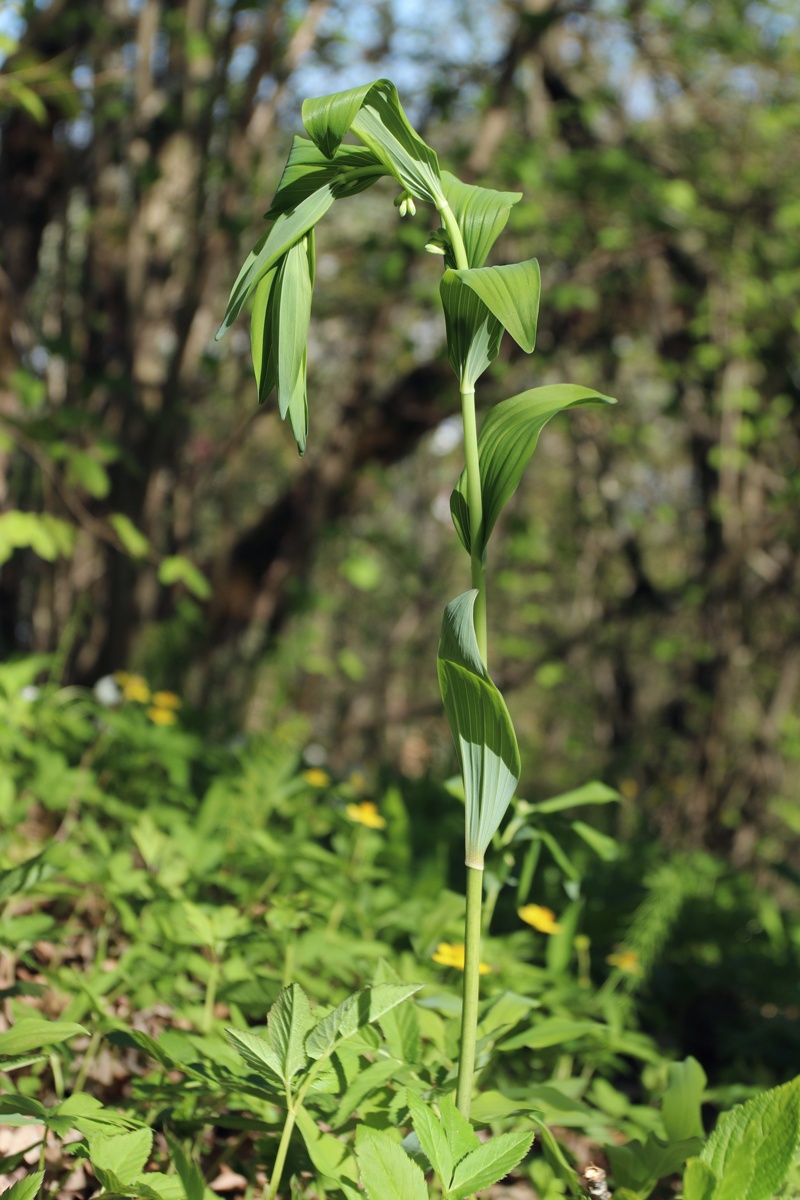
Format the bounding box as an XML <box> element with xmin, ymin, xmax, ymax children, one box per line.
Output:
<box><xmin>439</xmin><ymin>1093</ymin><xmax>480</xmax><ymax>1163</ymax></box>
<box><xmin>662</xmin><ymin>1057</ymin><xmax>706</xmax><ymax>1142</ymax></box>
<box><xmin>266</xmin><ymin>136</ymin><xmax>385</xmax><ymax>217</ymax></box>
<box><xmin>250</xmin><ymin>264</ymin><xmax>278</xmax><ymax>404</ymax></box>
<box><xmin>437</xmin><ymin>591</ymin><xmax>520</xmax><ymax>867</ymax></box>
<box><xmin>450</xmin><ymin>384</ymin><xmax>616</xmax><ymax>555</ymax></box>
<box><xmin>0</xmin><ymin>852</ymin><xmax>50</xmax><ymax>904</ymax></box>
<box><xmin>682</xmin><ymin>1158</ymin><xmax>718</xmax><ymax>1200</ymax></box>
<box><xmin>295</xmin><ymin>1107</ymin><xmax>362</xmax><ymax>1200</ymax></box>
<box><xmin>217</xmin><ymin>184</ymin><xmax>333</xmax><ymax>337</ymax></box>
<box><xmin>0</xmin><ymin>1019</ymin><xmax>88</xmax><ymax>1056</ymax></box>
<box><xmin>334</xmin><ymin>1058</ymin><xmax>402</xmax><ymax>1126</ymax></box>
<box><xmin>0</xmin><ymin>1171</ymin><xmax>45</xmax><ymax>1200</ymax></box>
<box><xmin>89</xmin><ymin>1127</ymin><xmax>153</xmax><ymax>1187</ymax></box>
<box><xmin>450</xmin><ymin>259</ymin><xmax>540</xmax><ymax>352</ymax></box>
<box><xmin>528</xmin><ymin>781</ymin><xmax>621</xmax><ymax>814</ymax></box>
<box><xmin>305</xmin><ymin>993</ymin><xmax>363</xmax><ymax>1060</ymax></box>
<box><xmin>355</xmin><ymin>1125</ymin><xmax>429</xmax><ymax>1200</ymax></box>
<box><xmin>447</xmin><ymin>1130</ymin><xmax>534</xmax><ymax>1200</ymax></box>
<box><xmin>374</xmin><ymin>960</ymin><xmax>421</xmax><ymax>1064</ymax></box>
<box><xmin>407</xmin><ymin>1091</ymin><xmax>453</xmax><ymax>1187</ymax></box>
<box><xmin>110</xmin><ymin>513</ymin><xmax>150</xmax><ymax>559</ymax></box>
<box><xmin>440</xmin><ymin>172</ymin><xmax>521</xmax><ymax>268</ymax></box>
<box><xmin>571</xmin><ymin>820</ymin><xmax>619</xmax><ymax>862</ymax></box>
<box><xmin>0</xmin><ymin>1095</ymin><xmax>47</xmax><ymax>1120</ymax></box>
<box><xmin>698</xmin><ymin>1075</ymin><xmax>800</xmax><ymax>1200</ymax></box>
<box><xmin>337</xmin><ymin>983</ymin><xmax>423</xmax><ymax>1040</ymax></box>
<box><xmin>499</xmin><ymin>1016</ymin><xmax>604</xmax><ymax>1052</ymax></box>
<box><xmin>302</xmin><ymin>81</ymin><xmax>381</xmax><ymax>159</ymax></box>
<box><xmin>65</xmin><ymin>448</ymin><xmax>110</xmax><ymax>499</ymax></box>
<box><xmin>266</xmin><ymin>983</ymin><xmax>315</xmax><ymax>1084</ymax></box>
<box><xmin>440</xmin><ymin>271</ymin><xmax>503</xmax><ymax>390</ymax></box>
<box><xmin>165</xmin><ymin>1135</ymin><xmax>205</xmax><ymax>1200</ymax></box>
<box><xmin>225</xmin><ymin>1028</ymin><xmax>285</xmax><ymax>1091</ymax></box>
<box><xmin>158</xmin><ymin>555</ymin><xmax>211</xmax><ymax>600</ymax></box>
<box><xmin>607</xmin><ymin>1133</ymin><xmax>702</xmax><ymax>1196</ymax></box>
<box><xmin>274</xmin><ymin>232</ymin><xmax>314</xmax><ymax>455</ymax></box>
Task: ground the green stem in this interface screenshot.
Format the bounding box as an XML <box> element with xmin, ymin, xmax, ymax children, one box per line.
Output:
<box><xmin>456</xmin><ymin>864</ymin><xmax>484</xmax><ymax>1119</ymax></box>
<box><xmin>202</xmin><ymin>958</ymin><xmax>221</xmax><ymax>1034</ymax></box>
<box><xmin>460</xmin><ymin>385</ymin><xmax>487</xmax><ymax>664</ymax></box>
<box><xmin>264</xmin><ymin>1105</ymin><xmax>297</xmax><ymax>1200</ymax></box>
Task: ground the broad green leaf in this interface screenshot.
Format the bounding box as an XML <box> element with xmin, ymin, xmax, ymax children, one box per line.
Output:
<box><xmin>158</xmin><ymin>554</ymin><xmax>211</xmax><ymax>600</ymax></box>
<box><xmin>407</xmin><ymin>1091</ymin><xmax>453</xmax><ymax>1187</ymax></box>
<box><xmin>337</xmin><ymin>982</ymin><xmax>423</xmax><ymax>1040</ymax></box>
<box><xmin>267</xmin><ymin>983</ymin><xmax>315</xmax><ymax>1083</ymax></box>
<box><xmin>440</xmin><ymin>271</ymin><xmax>503</xmax><ymax>390</ymax></box>
<box><xmin>374</xmin><ymin>960</ymin><xmax>421</xmax><ymax>1064</ymax></box>
<box><xmin>306</xmin><ymin>992</ymin><xmax>363</xmax><ymax>1060</ymax></box>
<box><xmin>295</xmin><ymin>1107</ymin><xmax>362</xmax><ymax>1200</ymax></box>
<box><xmin>447</xmin><ymin>1130</ymin><xmax>534</xmax><ymax>1200</ymax></box>
<box><xmin>607</xmin><ymin>1133</ymin><xmax>702</xmax><ymax>1196</ymax></box>
<box><xmin>450</xmin><ymin>259</ymin><xmax>540</xmax><ymax>352</ymax></box>
<box><xmin>437</xmin><ymin>591</ymin><xmax>520</xmax><ymax>867</ymax></box>
<box><xmin>663</xmin><ymin>1057</ymin><xmax>707</xmax><ymax>1143</ymax></box>
<box><xmin>440</xmin><ymin>172</ymin><xmax>521</xmax><ymax>268</ymax></box>
<box><xmin>274</xmin><ymin>232</ymin><xmax>314</xmax><ymax>455</ymax></box>
<box><xmin>89</xmin><ymin>1127</ymin><xmax>153</xmax><ymax>1186</ymax></box>
<box><xmin>225</xmin><ymin>1028</ymin><xmax>285</xmax><ymax>1090</ymax></box>
<box><xmin>0</xmin><ymin>1019</ymin><xmax>87</xmax><ymax>1056</ymax></box>
<box><xmin>266</xmin><ymin>136</ymin><xmax>385</xmax><ymax>217</ymax></box>
<box><xmin>217</xmin><ymin>184</ymin><xmax>333</xmax><ymax>337</ymax></box>
<box><xmin>355</xmin><ymin>1125</ymin><xmax>429</xmax><ymax>1200</ymax></box>
<box><xmin>110</xmin><ymin>513</ymin><xmax>150</xmax><ymax>559</ymax></box>
<box><xmin>451</xmin><ymin>384</ymin><xmax>616</xmax><ymax>555</ymax></box>
<box><xmin>302</xmin><ymin>81</ymin><xmax>380</xmax><ymax>159</ymax></box>
<box><xmin>529</xmin><ymin>781</ymin><xmax>621</xmax><ymax>815</ymax></box>
<box><xmin>0</xmin><ymin>1095</ymin><xmax>47</xmax><ymax>1120</ymax></box>
<box><xmin>499</xmin><ymin>1016</ymin><xmax>604</xmax><ymax>1052</ymax></box>
<box><xmin>439</xmin><ymin>1093</ymin><xmax>480</xmax><ymax>1163</ymax></box>
<box><xmin>0</xmin><ymin>1171</ymin><xmax>45</xmax><ymax>1200</ymax></box>
<box><xmin>699</xmin><ymin>1075</ymin><xmax>800</xmax><ymax>1200</ymax></box>
<box><xmin>250</xmin><ymin>264</ymin><xmax>278</xmax><ymax>405</ymax></box>
<box><xmin>682</xmin><ymin>1158</ymin><xmax>718</xmax><ymax>1200</ymax></box>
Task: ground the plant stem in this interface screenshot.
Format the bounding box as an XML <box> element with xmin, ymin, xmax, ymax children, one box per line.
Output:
<box><xmin>264</xmin><ymin>1106</ymin><xmax>297</xmax><ymax>1200</ymax></box>
<box><xmin>460</xmin><ymin>385</ymin><xmax>487</xmax><ymax>663</ymax></box>
<box><xmin>456</xmin><ymin>864</ymin><xmax>484</xmax><ymax>1119</ymax></box>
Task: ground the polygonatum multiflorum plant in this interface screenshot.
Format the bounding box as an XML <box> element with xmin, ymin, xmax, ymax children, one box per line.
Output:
<box><xmin>219</xmin><ymin>77</ymin><xmax>615</xmax><ymax>1193</ymax></box>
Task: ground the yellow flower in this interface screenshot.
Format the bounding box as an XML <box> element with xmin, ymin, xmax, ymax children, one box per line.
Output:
<box><xmin>303</xmin><ymin>768</ymin><xmax>331</xmax><ymax>788</ymax></box>
<box><xmin>518</xmin><ymin>904</ymin><xmax>562</xmax><ymax>934</ymax></box>
<box><xmin>431</xmin><ymin>943</ymin><xmax>491</xmax><ymax>974</ymax></box>
<box><xmin>147</xmin><ymin>706</ymin><xmax>178</xmax><ymax>725</ymax></box>
<box><xmin>345</xmin><ymin>801</ymin><xmax>385</xmax><ymax>829</ymax></box>
<box><xmin>606</xmin><ymin>949</ymin><xmax>642</xmax><ymax>976</ymax></box>
<box><xmin>152</xmin><ymin>691</ymin><xmax>181</xmax><ymax>709</ymax></box>
<box><xmin>117</xmin><ymin>673</ymin><xmax>150</xmax><ymax>703</ymax></box>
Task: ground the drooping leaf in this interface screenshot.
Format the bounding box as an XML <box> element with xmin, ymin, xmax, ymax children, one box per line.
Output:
<box><xmin>0</xmin><ymin>1019</ymin><xmax>88</xmax><ymax>1056</ymax></box>
<box><xmin>662</xmin><ymin>1057</ymin><xmax>707</xmax><ymax>1143</ymax></box>
<box><xmin>407</xmin><ymin>1091</ymin><xmax>453</xmax><ymax>1187</ymax></box>
<box><xmin>440</xmin><ymin>172</ymin><xmax>521</xmax><ymax>268</ymax></box>
<box><xmin>217</xmin><ymin>184</ymin><xmax>333</xmax><ymax>337</ymax></box>
<box><xmin>250</xmin><ymin>263</ymin><xmax>278</xmax><ymax>404</ymax></box>
<box><xmin>440</xmin><ymin>271</ymin><xmax>503</xmax><ymax>390</ymax></box>
<box><xmin>302</xmin><ymin>81</ymin><xmax>381</xmax><ymax>159</ymax></box>
<box><xmin>266</xmin><ymin>137</ymin><xmax>386</xmax><ymax>218</ymax></box>
<box><xmin>355</xmin><ymin>1125</ymin><xmax>429</xmax><ymax>1200</ymax></box>
<box><xmin>451</xmin><ymin>259</ymin><xmax>540</xmax><ymax>352</ymax></box>
<box><xmin>437</xmin><ymin>591</ymin><xmax>520</xmax><ymax>867</ymax></box>
<box><xmin>447</xmin><ymin>1130</ymin><xmax>534</xmax><ymax>1200</ymax></box>
<box><xmin>451</xmin><ymin>384</ymin><xmax>617</xmax><ymax>555</ymax></box>
<box><xmin>272</xmin><ymin>232</ymin><xmax>315</xmax><ymax>454</ymax></box>
<box><xmin>266</xmin><ymin>984</ymin><xmax>315</xmax><ymax>1084</ymax></box>
<box><xmin>698</xmin><ymin>1074</ymin><xmax>800</xmax><ymax>1200</ymax></box>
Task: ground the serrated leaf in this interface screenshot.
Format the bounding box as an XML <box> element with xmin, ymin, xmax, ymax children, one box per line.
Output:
<box><xmin>440</xmin><ymin>270</ymin><xmax>503</xmax><ymax>390</ymax></box>
<box><xmin>295</xmin><ymin>1107</ymin><xmax>362</xmax><ymax>1200</ymax></box>
<box><xmin>0</xmin><ymin>1095</ymin><xmax>47</xmax><ymax>1120</ymax></box>
<box><xmin>663</xmin><ymin>1057</ymin><xmax>706</xmax><ymax>1143</ymax></box>
<box><xmin>305</xmin><ymin>992</ymin><xmax>363</xmax><ymax>1060</ymax></box>
<box><xmin>439</xmin><ymin>1092</ymin><xmax>480</xmax><ymax>1165</ymax></box>
<box><xmin>267</xmin><ymin>984</ymin><xmax>315</xmax><ymax>1084</ymax></box>
<box><xmin>407</xmin><ymin>1091</ymin><xmax>453</xmax><ymax>1187</ymax></box>
<box><xmin>355</xmin><ymin>1125</ymin><xmax>429</xmax><ymax>1200</ymax></box>
<box><xmin>440</xmin><ymin>172</ymin><xmax>521</xmax><ymax>268</ymax></box>
<box><xmin>225</xmin><ymin>1028</ymin><xmax>285</xmax><ymax>1091</ymax></box>
<box><xmin>451</xmin><ymin>259</ymin><xmax>540</xmax><ymax>352</ymax></box>
<box><xmin>266</xmin><ymin>136</ymin><xmax>385</xmax><ymax>217</ymax></box>
<box><xmin>217</xmin><ymin>184</ymin><xmax>333</xmax><ymax>337</ymax></box>
<box><xmin>437</xmin><ymin>591</ymin><xmax>520</xmax><ymax>867</ymax></box>
<box><xmin>0</xmin><ymin>1170</ymin><xmax>45</xmax><ymax>1200</ymax></box>
<box><xmin>337</xmin><ymin>983</ymin><xmax>423</xmax><ymax>1039</ymax></box>
<box><xmin>374</xmin><ymin>961</ymin><xmax>421</xmax><ymax>1064</ymax></box>
<box><xmin>699</xmin><ymin>1075</ymin><xmax>800</xmax><ymax>1200</ymax></box>
<box><xmin>682</xmin><ymin>1158</ymin><xmax>718</xmax><ymax>1200</ymax></box>
<box><xmin>88</xmin><ymin>1127</ymin><xmax>153</xmax><ymax>1186</ymax></box>
<box><xmin>447</xmin><ymin>1129</ymin><xmax>533</xmax><ymax>1200</ymax></box>
<box><xmin>0</xmin><ymin>1019</ymin><xmax>88</xmax><ymax>1056</ymax></box>
<box><xmin>451</xmin><ymin>385</ymin><xmax>616</xmax><ymax>555</ymax></box>
<box><xmin>110</xmin><ymin>513</ymin><xmax>150</xmax><ymax>559</ymax></box>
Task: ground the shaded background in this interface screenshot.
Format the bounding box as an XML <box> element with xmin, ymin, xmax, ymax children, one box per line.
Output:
<box><xmin>1</xmin><ymin>0</ymin><xmax>798</xmax><ymax>865</ymax></box>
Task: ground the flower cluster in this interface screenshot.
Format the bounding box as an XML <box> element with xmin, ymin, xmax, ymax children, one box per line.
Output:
<box><xmin>109</xmin><ymin>672</ymin><xmax>182</xmax><ymax>725</ymax></box>
<box><xmin>431</xmin><ymin>942</ymin><xmax>491</xmax><ymax>974</ymax></box>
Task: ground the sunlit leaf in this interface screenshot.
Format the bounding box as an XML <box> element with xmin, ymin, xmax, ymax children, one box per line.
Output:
<box><xmin>451</xmin><ymin>259</ymin><xmax>540</xmax><ymax>351</ymax></box>
<box><xmin>437</xmin><ymin>591</ymin><xmax>520</xmax><ymax>867</ymax></box>
<box><xmin>440</xmin><ymin>172</ymin><xmax>521</xmax><ymax>268</ymax></box>
<box><xmin>355</xmin><ymin>1125</ymin><xmax>428</xmax><ymax>1200</ymax></box>
<box><xmin>451</xmin><ymin>384</ymin><xmax>616</xmax><ymax>554</ymax></box>
<box><xmin>447</xmin><ymin>1130</ymin><xmax>534</xmax><ymax>1200</ymax></box>
<box><xmin>266</xmin><ymin>136</ymin><xmax>386</xmax><ymax>217</ymax></box>
<box><xmin>273</xmin><ymin>232</ymin><xmax>314</xmax><ymax>455</ymax></box>
<box><xmin>440</xmin><ymin>271</ymin><xmax>503</xmax><ymax>390</ymax></box>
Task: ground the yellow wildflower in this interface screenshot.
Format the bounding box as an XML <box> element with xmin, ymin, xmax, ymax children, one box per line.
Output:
<box><xmin>345</xmin><ymin>801</ymin><xmax>386</xmax><ymax>829</ymax></box>
<box><xmin>152</xmin><ymin>690</ymin><xmax>181</xmax><ymax>709</ymax></box>
<box><xmin>431</xmin><ymin>943</ymin><xmax>491</xmax><ymax>974</ymax></box>
<box><xmin>606</xmin><ymin>949</ymin><xmax>642</xmax><ymax>976</ymax></box>
<box><xmin>117</xmin><ymin>673</ymin><xmax>150</xmax><ymax>704</ymax></box>
<box><xmin>303</xmin><ymin>768</ymin><xmax>331</xmax><ymax>788</ymax></box>
<box><xmin>518</xmin><ymin>904</ymin><xmax>562</xmax><ymax>934</ymax></box>
<box><xmin>147</xmin><ymin>706</ymin><xmax>178</xmax><ymax>726</ymax></box>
